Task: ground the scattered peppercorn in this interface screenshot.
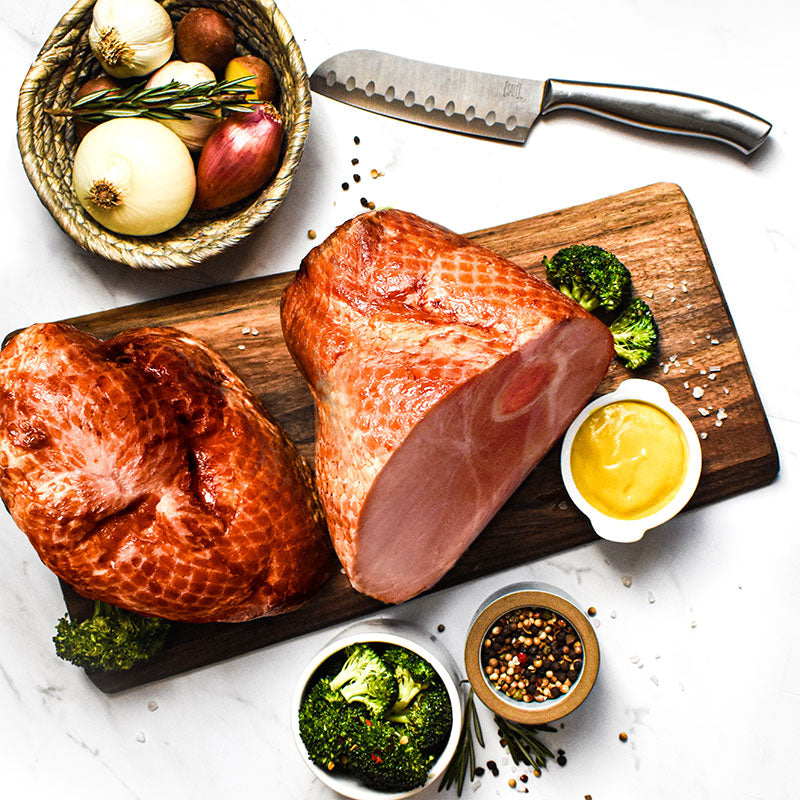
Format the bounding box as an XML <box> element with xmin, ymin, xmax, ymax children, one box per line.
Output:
<box><xmin>585</xmin><ymin>795</ymin><xmax>593</xmax><ymax>800</ymax></box>
<box><xmin>556</xmin><ymin>754</ymin><xmax>567</xmax><ymax>767</ymax></box>
<box><xmin>368</xmin><ymin>201</ymin><xmax>376</xmax><ymax>210</ymax></box>
<box><xmin>437</xmin><ymin>624</ymin><xmax>445</xmax><ymax>632</ymax></box>
<box><xmin>352</xmin><ymin>157</ymin><xmax>359</xmax><ymax>165</ymax></box>
<box><xmin>370</xmin><ymin>168</ymin><xmax>381</xmax><ymax>178</ymax></box>
<box><xmin>508</xmin><ymin>778</ymin><xmax>517</xmax><ymax>788</ymax></box>
<box><xmin>487</xmin><ymin>760</ymin><xmax>499</xmax><ymax>777</ymax></box>
<box><xmin>481</xmin><ymin>606</ymin><xmax>583</xmax><ymax>703</ymax></box>
<box><xmin>341</xmin><ymin>182</ymin><xmax>349</xmax><ymax>191</ymax></box>
<box><xmin>353</xmin><ymin>174</ymin><xmax>361</xmax><ymax>182</ymax></box>
<box><xmin>360</xmin><ymin>197</ymin><xmax>370</xmax><ymax>208</ymax></box>
<box><xmin>519</xmin><ymin>774</ymin><xmax>528</xmax><ymax>783</ymax></box>
<box><xmin>307</xmin><ymin>229</ymin><xmax>316</xmax><ymax>240</ymax></box>
<box><xmin>533</xmin><ymin>768</ymin><xmax>541</xmax><ymax>778</ymax></box>
<box><xmin>354</xmin><ymin>136</ymin><xmax>360</xmax><ymax>144</ymax></box>
<box><xmin>619</xmin><ymin>732</ymin><xmax>628</xmax><ymax>742</ymax></box>
<box><xmin>587</xmin><ymin>606</ymin><xmax>597</xmax><ymax>617</ymax></box>
<box><xmin>474</xmin><ymin>767</ymin><xmax>485</xmax><ymax>777</ymax></box>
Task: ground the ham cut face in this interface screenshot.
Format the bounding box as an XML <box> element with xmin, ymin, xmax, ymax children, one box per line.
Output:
<box><xmin>281</xmin><ymin>210</ymin><xmax>614</xmax><ymax>604</ymax></box>
<box><xmin>0</xmin><ymin>323</ymin><xmax>333</xmax><ymax>623</ymax></box>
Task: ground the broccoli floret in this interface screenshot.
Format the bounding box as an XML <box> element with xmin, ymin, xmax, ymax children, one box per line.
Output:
<box><xmin>345</xmin><ymin>713</ymin><xmax>434</xmax><ymax>792</ymax></box>
<box><xmin>543</xmin><ymin>244</ymin><xmax>632</xmax><ymax>312</ymax></box>
<box><xmin>382</xmin><ymin>646</ymin><xmax>437</xmax><ymax>715</ymax></box>
<box><xmin>389</xmin><ymin>684</ymin><xmax>453</xmax><ymax>751</ymax></box>
<box><xmin>329</xmin><ymin>644</ymin><xmax>398</xmax><ymax>717</ymax></box>
<box><xmin>609</xmin><ymin>298</ymin><xmax>660</xmax><ymax>369</ymax></box>
<box><xmin>298</xmin><ymin>677</ymin><xmax>362</xmax><ymax>770</ymax></box>
<box><xmin>53</xmin><ymin>600</ymin><xmax>171</xmax><ymax>671</ymax></box>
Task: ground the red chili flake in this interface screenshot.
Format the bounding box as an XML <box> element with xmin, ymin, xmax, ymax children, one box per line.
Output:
<box><xmin>517</xmin><ymin>652</ymin><xmax>529</xmax><ymax>665</ymax></box>
<box><xmin>364</xmin><ymin>719</ymin><xmax>372</xmax><ymax>727</ymax></box>
<box><xmin>371</xmin><ymin>753</ymin><xmax>383</xmax><ymax>764</ymax></box>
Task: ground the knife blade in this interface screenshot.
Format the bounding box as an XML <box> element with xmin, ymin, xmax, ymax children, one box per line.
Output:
<box><xmin>311</xmin><ymin>49</ymin><xmax>771</xmax><ymax>154</ymax></box>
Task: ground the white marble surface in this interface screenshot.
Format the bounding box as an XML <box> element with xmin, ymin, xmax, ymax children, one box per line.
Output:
<box><xmin>1</xmin><ymin>0</ymin><xmax>799</xmax><ymax>798</ymax></box>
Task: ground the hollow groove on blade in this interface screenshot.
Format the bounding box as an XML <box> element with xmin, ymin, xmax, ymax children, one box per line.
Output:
<box><xmin>311</xmin><ymin>50</ymin><xmax>543</xmax><ymax>144</ymax></box>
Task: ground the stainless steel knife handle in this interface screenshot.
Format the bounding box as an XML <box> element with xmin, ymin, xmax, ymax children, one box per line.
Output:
<box><xmin>541</xmin><ymin>79</ymin><xmax>771</xmax><ymax>154</ymax></box>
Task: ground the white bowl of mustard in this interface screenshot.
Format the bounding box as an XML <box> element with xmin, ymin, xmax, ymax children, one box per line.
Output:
<box><xmin>560</xmin><ymin>378</ymin><xmax>702</xmax><ymax>542</ymax></box>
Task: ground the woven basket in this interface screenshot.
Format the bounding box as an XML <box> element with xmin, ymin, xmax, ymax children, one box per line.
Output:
<box><xmin>17</xmin><ymin>0</ymin><xmax>310</xmax><ymax>269</ymax></box>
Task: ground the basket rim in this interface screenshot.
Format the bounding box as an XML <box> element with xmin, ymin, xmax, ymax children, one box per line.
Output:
<box><xmin>16</xmin><ymin>0</ymin><xmax>310</xmax><ymax>270</ymax></box>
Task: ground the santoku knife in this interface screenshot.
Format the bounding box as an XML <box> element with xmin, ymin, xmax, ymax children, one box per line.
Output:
<box><xmin>311</xmin><ymin>49</ymin><xmax>771</xmax><ymax>154</ymax></box>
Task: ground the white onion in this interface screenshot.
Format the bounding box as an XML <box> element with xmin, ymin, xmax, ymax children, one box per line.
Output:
<box><xmin>89</xmin><ymin>0</ymin><xmax>174</xmax><ymax>78</ymax></box>
<box><xmin>72</xmin><ymin>118</ymin><xmax>196</xmax><ymax>236</ymax></box>
<box><xmin>146</xmin><ymin>61</ymin><xmax>220</xmax><ymax>151</ymax></box>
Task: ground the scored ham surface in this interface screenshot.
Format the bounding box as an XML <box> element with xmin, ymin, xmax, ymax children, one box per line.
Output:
<box><xmin>281</xmin><ymin>209</ymin><xmax>614</xmax><ymax>604</ymax></box>
<box><xmin>0</xmin><ymin>323</ymin><xmax>333</xmax><ymax>623</ymax></box>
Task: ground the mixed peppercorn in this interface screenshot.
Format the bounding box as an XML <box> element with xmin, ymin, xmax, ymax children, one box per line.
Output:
<box><xmin>481</xmin><ymin>607</ymin><xmax>583</xmax><ymax>703</ymax></box>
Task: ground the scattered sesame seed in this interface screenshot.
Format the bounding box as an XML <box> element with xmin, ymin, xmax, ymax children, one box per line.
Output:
<box><xmin>669</xmin><ymin>354</ymin><xmax>678</xmax><ymax>362</ymax></box>
<box><xmin>662</xmin><ymin>365</ymin><xmax>669</xmax><ymax>374</ymax></box>
<box><xmin>687</xmin><ymin>358</ymin><xmax>693</xmax><ymax>366</ymax></box>
<box><xmin>681</xmin><ymin>284</ymin><xmax>688</xmax><ymax>293</ymax></box>
<box><xmin>683</xmin><ymin>381</ymin><xmax>689</xmax><ymax>389</ymax></box>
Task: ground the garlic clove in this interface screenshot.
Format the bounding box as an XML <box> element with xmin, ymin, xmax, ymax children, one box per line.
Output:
<box><xmin>89</xmin><ymin>0</ymin><xmax>175</xmax><ymax>78</ymax></box>
<box><xmin>146</xmin><ymin>61</ymin><xmax>220</xmax><ymax>151</ymax></box>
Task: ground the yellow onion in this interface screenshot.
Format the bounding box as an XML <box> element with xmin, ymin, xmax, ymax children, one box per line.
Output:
<box><xmin>194</xmin><ymin>103</ymin><xmax>283</xmax><ymax>211</ymax></box>
<box><xmin>73</xmin><ymin>118</ymin><xmax>196</xmax><ymax>236</ymax></box>
<box><xmin>146</xmin><ymin>61</ymin><xmax>220</xmax><ymax>151</ymax></box>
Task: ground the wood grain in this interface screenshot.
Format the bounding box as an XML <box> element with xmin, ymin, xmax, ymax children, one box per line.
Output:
<box><xmin>32</xmin><ymin>182</ymin><xmax>777</xmax><ymax>692</ymax></box>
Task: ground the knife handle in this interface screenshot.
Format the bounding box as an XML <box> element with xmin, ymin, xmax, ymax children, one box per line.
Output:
<box><xmin>541</xmin><ymin>79</ymin><xmax>771</xmax><ymax>154</ymax></box>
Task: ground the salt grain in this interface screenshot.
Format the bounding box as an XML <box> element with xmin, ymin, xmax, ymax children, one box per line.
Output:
<box><xmin>698</xmin><ymin>408</ymin><xmax>710</xmax><ymax>416</ymax></box>
<box><xmin>687</xmin><ymin>358</ymin><xmax>693</xmax><ymax>366</ymax></box>
<box><xmin>709</xmin><ymin>373</ymin><xmax>716</xmax><ymax>380</ymax></box>
<box><xmin>692</xmin><ymin>387</ymin><xmax>704</xmax><ymax>399</ymax></box>
<box><xmin>647</xmin><ymin>592</ymin><xmax>656</xmax><ymax>604</ymax></box>
<box><xmin>136</xmin><ymin>731</ymin><xmax>146</xmax><ymax>743</ymax></box>
<box><xmin>622</xmin><ymin>575</ymin><xmax>632</xmax><ymax>587</ymax></box>
<box><xmin>147</xmin><ymin>701</ymin><xmax>159</xmax><ymax>712</ymax></box>
<box><xmin>645</xmin><ymin>290</ymin><xmax>654</xmax><ymax>298</ymax></box>
<box><xmin>651</xmin><ymin>676</ymin><xmax>659</xmax><ymax>686</ymax></box>
<box><xmin>241</xmin><ymin>327</ymin><xmax>251</xmax><ymax>335</ymax></box>
<box><xmin>700</xmin><ymin>432</ymin><xmax>708</xmax><ymax>440</ymax></box>
<box><xmin>237</xmin><ymin>344</ymin><xmax>246</xmax><ymax>350</ymax></box>
<box><xmin>251</xmin><ymin>328</ymin><xmax>259</xmax><ymax>336</ymax></box>
<box><xmin>711</xmin><ymin>339</ymin><xmax>720</xmax><ymax>345</ymax></box>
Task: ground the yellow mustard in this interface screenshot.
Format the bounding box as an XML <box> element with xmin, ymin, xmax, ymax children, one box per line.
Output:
<box><xmin>570</xmin><ymin>401</ymin><xmax>688</xmax><ymax>520</ymax></box>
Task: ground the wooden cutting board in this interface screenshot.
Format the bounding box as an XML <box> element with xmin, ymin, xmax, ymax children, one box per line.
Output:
<box><xmin>35</xmin><ymin>182</ymin><xmax>777</xmax><ymax>692</ymax></box>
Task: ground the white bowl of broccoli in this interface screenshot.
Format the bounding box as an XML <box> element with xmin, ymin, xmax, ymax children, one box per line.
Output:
<box><xmin>291</xmin><ymin>618</ymin><xmax>464</xmax><ymax>799</ymax></box>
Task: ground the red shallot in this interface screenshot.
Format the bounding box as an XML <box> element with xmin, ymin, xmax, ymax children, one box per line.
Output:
<box><xmin>194</xmin><ymin>103</ymin><xmax>283</xmax><ymax>211</ymax></box>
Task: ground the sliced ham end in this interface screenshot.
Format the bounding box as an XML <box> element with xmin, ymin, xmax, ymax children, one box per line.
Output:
<box><xmin>349</xmin><ymin>315</ymin><xmax>612</xmax><ymax>604</ymax></box>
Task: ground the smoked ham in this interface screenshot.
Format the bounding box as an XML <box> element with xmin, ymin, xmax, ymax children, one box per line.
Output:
<box><xmin>281</xmin><ymin>210</ymin><xmax>614</xmax><ymax>604</ymax></box>
<box><xmin>0</xmin><ymin>323</ymin><xmax>332</xmax><ymax>623</ymax></box>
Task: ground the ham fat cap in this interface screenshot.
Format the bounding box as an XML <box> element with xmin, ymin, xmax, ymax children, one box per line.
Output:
<box><xmin>0</xmin><ymin>323</ymin><xmax>333</xmax><ymax>623</ymax></box>
<box><xmin>281</xmin><ymin>209</ymin><xmax>614</xmax><ymax>604</ymax></box>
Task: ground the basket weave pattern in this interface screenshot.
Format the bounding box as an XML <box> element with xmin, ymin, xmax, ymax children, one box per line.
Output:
<box><xmin>17</xmin><ymin>0</ymin><xmax>310</xmax><ymax>269</ymax></box>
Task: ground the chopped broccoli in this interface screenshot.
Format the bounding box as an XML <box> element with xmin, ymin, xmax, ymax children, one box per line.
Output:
<box><xmin>345</xmin><ymin>713</ymin><xmax>434</xmax><ymax>792</ymax></box>
<box><xmin>609</xmin><ymin>298</ymin><xmax>659</xmax><ymax>369</ymax></box>
<box><xmin>329</xmin><ymin>644</ymin><xmax>398</xmax><ymax>717</ymax></box>
<box><xmin>53</xmin><ymin>600</ymin><xmax>171</xmax><ymax>671</ymax></box>
<box><xmin>298</xmin><ymin>677</ymin><xmax>362</xmax><ymax>770</ymax></box>
<box><xmin>389</xmin><ymin>684</ymin><xmax>452</xmax><ymax>750</ymax></box>
<box><xmin>543</xmin><ymin>244</ymin><xmax>632</xmax><ymax>312</ymax></box>
<box><xmin>382</xmin><ymin>646</ymin><xmax>437</xmax><ymax>715</ymax></box>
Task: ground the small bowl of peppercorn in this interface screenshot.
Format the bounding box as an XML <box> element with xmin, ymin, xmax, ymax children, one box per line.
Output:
<box><xmin>464</xmin><ymin>583</ymin><xmax>600</xmax><ymax>724</ymax></box>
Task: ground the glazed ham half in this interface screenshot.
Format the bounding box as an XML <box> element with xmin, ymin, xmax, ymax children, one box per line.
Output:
<box><xmin>0</xmin><ymin>323</ymin><xmax>332</xmax><ymax>623</ymax></box>
<box><xmin>281</xmin><ymin>210</ymin><xmax>614</xmax><ymax>604</ymax></box>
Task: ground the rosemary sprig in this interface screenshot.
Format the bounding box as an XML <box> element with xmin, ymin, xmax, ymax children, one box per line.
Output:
<box><xmin>494</xmin><ymin>714</ymin><xmax>557</xmax><ymax>771</ymax></box>
<box><xmin>438</xmin><ymin>687</ymin><xmax>484</xmax><ymax>796</ymax></box>
<box><xmin>46</xmin><ymin>77</ymin><xmax>260</xmax><ymax>124</ymax></box>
